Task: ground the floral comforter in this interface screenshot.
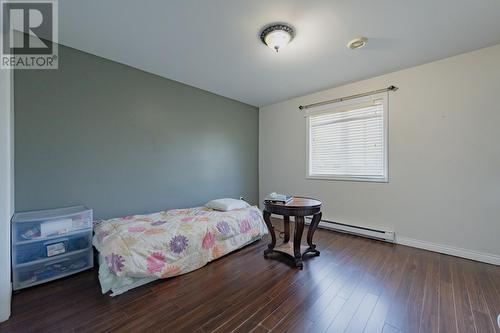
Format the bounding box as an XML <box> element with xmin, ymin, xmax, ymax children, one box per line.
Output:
<box><xmin>93</xmin><ymin>206</ymin><xmax>267</xmax><ymax>295</ymax></box>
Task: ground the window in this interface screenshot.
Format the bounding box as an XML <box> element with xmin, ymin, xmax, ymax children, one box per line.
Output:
<box><xmin>306</xmin><ymin>92</ymin><xmax>388</xmax><ymax>182</ymax></box>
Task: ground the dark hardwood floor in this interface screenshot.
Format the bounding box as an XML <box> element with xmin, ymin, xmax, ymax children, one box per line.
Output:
<box><xmin>1</xmin><ymin>219</ymin><xmax>500</xmax><ymax>333</ymax></box>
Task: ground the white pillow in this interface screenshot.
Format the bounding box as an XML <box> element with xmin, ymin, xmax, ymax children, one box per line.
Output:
<box><xmin>205</xmin><ymin>198</ymin><xmax>250</xmax><ymax>211</ymax></box>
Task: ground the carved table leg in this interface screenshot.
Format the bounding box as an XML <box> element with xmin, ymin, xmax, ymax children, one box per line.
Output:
<box><xmin>305</xmin><ymin>212</ymin><xmax>322</xmax><ymax>256</ymax></box>
<box><xmin>263</xmin><ymin>210</ymin><xmax>276</xmax><ymax>258</ymax></box>
<box><xmin>283</xmin><ymin>216</ymin><xmax>290</xmax><ymax>243</ymax></box>
<box><xmin>293</xmin><ymin>216</ymin><xmax>305</xmax><ymax>269</ymax></box>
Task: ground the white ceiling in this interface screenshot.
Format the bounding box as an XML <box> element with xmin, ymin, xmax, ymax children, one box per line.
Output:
<box><xmin>58</xmin><ymin>0</ymin><xmax>500</xmax><ymax>106</ymax></box>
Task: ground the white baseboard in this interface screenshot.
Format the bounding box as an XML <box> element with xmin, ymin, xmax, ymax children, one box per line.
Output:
<box><xmin>270</xmin><ymin>214</ymin><xmax>499</xmax><ymax>266</ymax></box>
<box><xmin>397</xmin><ymin>236</ymin><xmax>500</xmax><ymax>266</ymax></box>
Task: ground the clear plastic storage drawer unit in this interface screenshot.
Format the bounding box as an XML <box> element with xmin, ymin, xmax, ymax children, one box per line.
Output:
<box><xmin>12</xmin><ymin>205</ymin><xmax>94</xmax><ymax>290</ymax></box>
<box><xmin>14</xmin><ymin>250</ymin><xmax>92</xmax><ymax>290</ymax></box>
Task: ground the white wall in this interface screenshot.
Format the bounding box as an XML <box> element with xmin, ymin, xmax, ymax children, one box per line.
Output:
<box><xmin>259</xmin><ymin>44</ymin><xmax>500</xmax><ymax>264</ymax></box>
<box><xmin>0</xmin><ymin>65</ymin><xmax>14</xmax><ymax>321</ymax></box>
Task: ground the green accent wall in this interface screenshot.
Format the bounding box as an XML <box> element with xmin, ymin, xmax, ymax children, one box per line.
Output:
<box><xmin>14</xmin><ymin>44</ymin><xmax>258</xmax><ymax>219</ymax></box>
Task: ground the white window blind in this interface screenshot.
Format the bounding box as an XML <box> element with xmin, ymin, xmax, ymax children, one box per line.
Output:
<box><xmin>307</xmin><ymin>94</ymin><xmax>387</xmax><ymax>181</ymax></box>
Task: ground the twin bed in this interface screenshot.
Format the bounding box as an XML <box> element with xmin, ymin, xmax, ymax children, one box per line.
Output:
<box><xmin>92</xmin><ymin>204</ymin><xmax>268</xmax><ymax>295</ymax></box>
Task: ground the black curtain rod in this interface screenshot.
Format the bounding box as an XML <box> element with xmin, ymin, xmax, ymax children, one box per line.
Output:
<box><xmin>299</xmin><ymin>85</ymin><xmax>398</xmax><ymax>110</ymax></box>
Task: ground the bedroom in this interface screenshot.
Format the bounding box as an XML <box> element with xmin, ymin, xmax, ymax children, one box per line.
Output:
<box><xmin>0</xmin><ymin>0</ymin><xmax>499</xmax><ymax>332</ymax></box>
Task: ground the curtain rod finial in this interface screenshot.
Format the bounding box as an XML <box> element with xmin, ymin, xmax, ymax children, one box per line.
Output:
<box><xmin>388</xmin><ymin>85</ymin><xmax>398</xmax><ymax>91</ymax></box>
<box><xmin>299</xmin><ymin>105</ymin><xmax>305</xmax><ymax>110</ymax></box>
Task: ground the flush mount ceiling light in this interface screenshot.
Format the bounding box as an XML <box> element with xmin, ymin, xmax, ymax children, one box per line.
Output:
<box><xmin>347</xmin><ymin>37</ymin><xmax>368</xmax><ymax>50</ymax></box>
<box><xmin>260</xmin><ymin>23</ymin><xmax>294</xmax><ymax>53</ymax></box>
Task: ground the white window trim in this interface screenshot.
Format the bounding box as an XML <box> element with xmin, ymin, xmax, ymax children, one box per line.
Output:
<box><xmin>305</xmin><ymin>92</ymin><xmax>389</xmax><ymax>183</ymax></box>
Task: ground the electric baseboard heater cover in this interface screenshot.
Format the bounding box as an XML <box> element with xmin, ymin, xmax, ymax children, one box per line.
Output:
<box><xmin>305</xmin><ymin>217</ymin><xmax>395</xmax><ymax>242</ymax></box>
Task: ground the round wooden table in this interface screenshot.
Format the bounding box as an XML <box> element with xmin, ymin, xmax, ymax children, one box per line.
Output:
<box><xmin>262</xmin><ymin>197</ymin><xmax>322</xmax><ymax>269</ymax></box>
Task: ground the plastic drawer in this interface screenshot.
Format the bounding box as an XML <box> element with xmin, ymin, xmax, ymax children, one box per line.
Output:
<box><xmin>12</xmin><ymin>206</ymin><xmax>92</xmax><ymax>243</ymax></box>
<box><xmin>13</xmin><ymin>231</ymin><xmax>92</xmax><ymax>265</ymax></box>
<box><xmin>13</xmin><ymin>249</ymin><xmax>93</xmax><ymax>290</ymax></box>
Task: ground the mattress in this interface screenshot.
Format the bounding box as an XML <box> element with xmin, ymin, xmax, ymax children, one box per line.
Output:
<box><xmin>92</xmin><ymin>206</ymin><xmax>268</xmax><ymax>296</ymax></box>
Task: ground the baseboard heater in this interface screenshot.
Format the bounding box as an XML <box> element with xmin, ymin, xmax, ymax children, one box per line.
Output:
<box><xmin>305</xmin><ymin>217</ymin><xmax>395</xmax><ymax>243</ymax></box>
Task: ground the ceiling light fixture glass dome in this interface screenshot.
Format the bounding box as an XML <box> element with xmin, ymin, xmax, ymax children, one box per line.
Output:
<box><xmin>260</xmin><ymin>24</ymin><xmax>294</xmax><ymax>53</ymax></box>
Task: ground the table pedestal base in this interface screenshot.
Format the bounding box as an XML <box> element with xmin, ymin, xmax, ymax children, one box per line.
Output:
<box><xmin>263</xmin><ymin>211</ymin><xmax>322</xmax><ymax>269</ymax></box>
<box><xmin>264</xmin><ymin>242</ymin><xmax>320</xmax><ymax>269</ymax></box>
